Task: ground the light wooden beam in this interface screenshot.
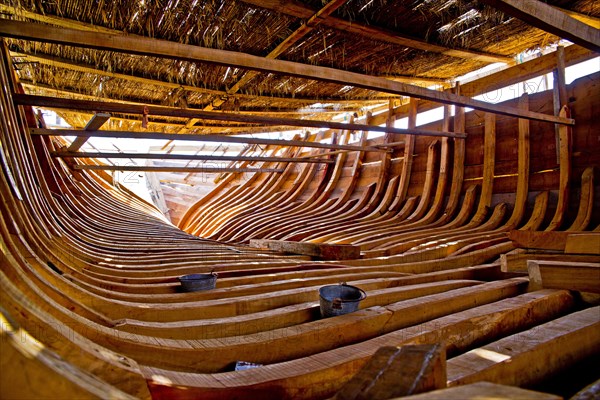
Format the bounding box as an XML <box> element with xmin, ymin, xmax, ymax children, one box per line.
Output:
<box><xmin>528</xmin><ymin>260</ymin><xmax>600</xmax><ymax>293</ymax></box>
<box><xmin>0</xmin><ymin>21</ymin><xmax>573</xmax><ymax>125</ymax></box>
<box><xmin>249</xmin><ymin>239</ymin><xmax>360</xmax><ymax>260</ymax></box>
<box><xmin>67</xmin><ymin>112</ymin><xmax>110</xmax><ymax>151</ymax></box>
<box><xmin>370</xmin><ymin>44</ymin><xmax>596</xmax><ymax>128</ymax></box>
<box><xmin>551</xmin><ymin>6</ymin><xmax>600</xmax><ymax>29</ymax></box>
<box><xmin>19</xmin><ymin>81</ymin><xmax>354</xmax><ymax>115</ymax></box>
<box><xmin>52</xmin><ymin>151</ymin><xmax>335</xmax><ymax>164</ymax></box>
<box><xmin>16</xmin><ymin>94</ymin><xmax>467</xmax><ymax>138</ymax></box>
<box><xmin>480</xmin><ymin>0</ymin><xmax>600</xmax><ymax>52</ymax></box>
<box><xmin>240</xmin><ymin>0</ymin><xmax>512</xmax><ymax>64</ymax></box>
<box><xmin>73</xmin><ymin>165</ymin><xmax>285</xmax><ymax>173</ymax></box>
<box><xmin>333</xmin><ymin>344</ymin><xmax>446</xmax><ymax>399</ymax></box>
<box><xmin>31</xmin><ymin>129</ymin><xmax>389</xmax><ymax>152</ymax></box>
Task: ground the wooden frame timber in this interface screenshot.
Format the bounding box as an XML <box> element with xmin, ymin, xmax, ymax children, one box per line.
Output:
<box><xmin>480</xmin><ymin>0</ymin><xmax>600</xmax><ymax>52</ymax></box>
<box><xmin>67</xmin><ymin>112</ymin><xmax>111</xmax><ymax>151</ymax></box>
<box><xmin>32</xmin><ymin>129</ymin><xmax>388</xmax><ymax>153</ymax></box>
<box><xmin>0</xmin><ymin>20</ymin><xmax>573</xmax><ymax>125</ymax></box>
<box><xmin>17</xmin><ymin>94</ymin><xmax>467</xmax><ymax>139</ymax></box>
<box><xmin>52</xmin><ymin>151</ymin><xmax>335</xmax><ymax>164</ymax></box>
<box><xmin>72</xmin><ymin>165</ymin><xmax>286</xmax><ymax>173</ymax></box>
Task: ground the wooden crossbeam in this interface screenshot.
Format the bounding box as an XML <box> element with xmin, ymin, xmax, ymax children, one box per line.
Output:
<box><xmin>249</xmin><ymin>239</ymin><xmax>360</xmax><ymax>260</ymax></box>
<box><xmin>31</xmin><ymin>129</ymin><xmax>388</xmax><ymax>152</ymax></box>
<box><xmin>17</xmin><ymin>94</ymin><xmax>467</xmax><ymax>139</ymax></box>
<box><xmin>72</xmin><ymin>165</ymin><xmax>284</xmax><ymax>173</ymax></box>
<box><xmin>67</xmin><ymin>112</ymin><xmax>110</xmax><ymax>151</ymax></box>
<box><xmin>52</xmin><ymin>151</ymin><xmax>335</xmax><ymax>164</ymax></box>
<box><xmin>0</xmin><ymin>21</ymin><xmax>573</xmax><ymax>125</ymax></box>
<box><xmin>334</xmin><ymin>344</ymin><xmax>446</xmax><ymax>400</ymax></box>
<box><xmin>528</xmin><ymin>260</ymin><xmax>600</xmax><ymax>293</ymax></box>
<box><xmin>480</xmin><ymin>0</ymin><xmax>600</xmax><ymax>52</ymax></box>
<box><xmin>565</xmin><ymin>233</ymin><xmax>600</xmax><ymax>255</ymax></box>
<box><xmin>402</xmin><ymin>382</ymin><xmax>560</xmax><ymax>400</ymax></box>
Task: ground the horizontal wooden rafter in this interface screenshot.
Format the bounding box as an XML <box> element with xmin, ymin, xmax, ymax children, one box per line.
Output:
<box><xmin>19</xmin><ymin>81</ymin><xmax>358</xmax><ymax>115</ymax></box>
<box><xmin>31</xmin><ymin>129</ymin><xmax>389</xmax><ymax>152</ymax></box>
<box><xmin>480</xmin><ymin>0</ymin><xmax>600</xmax><ymax>52</ymax></box>
<box><xmin>73</xmin><ymin>165</ymin><xmax>285</xmax><ymax>173</ymax></box>
<box><xmin>52</xmin><ymin>151</ymin><xmax>335</xmax><ymax>164</ymax></box>
<box><xmin>16</xmin><ymin>94</ymin><xmax>468</xmax><ymax>138</ymax></box>
<box><xmin>0</xmin><ymin>21</ymin><xmax>573</xmax><ymax>125</ymax></box>
<box><xmin>374</xmin><ymin>44</ymin><xmax>596</xmax><ymax>127</ymax></box>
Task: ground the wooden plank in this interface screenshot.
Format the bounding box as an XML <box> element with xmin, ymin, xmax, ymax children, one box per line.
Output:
<box><xmin>73</xmin><ymin>165</ymin><xmax>285</xmax><ymax>173</ymax></box>
<box><xmin>500</xmin><ymin>248</ymin><xmax>600</xmax><ymax>273</ymax></box>
<box><xmin>67</xmin><ymin>112</ymin><xmax>110</xmax><ymax>151</ymax></box>
<box><xmin>17</xmin><ymin>94</ymin><xmax>465</xmax><ymax>139</ymax></box>
<box><xmin>0</xmin><ymin>21</ymin><xmax>574</xmax><ymax>125</ymax></box>
<box><xmin>334</xmin><ymin>344</ymin><xmax>445</xmax><ymax>400</ymax></box>
<box><xmin>52</xmin><ymin>151</ymin><xmax>335</xmax><ymax>164</ymax></box>
<box><xmin>249</xmin><ymin>239</ymin><xmax>361</xmax><ymax>260</ymax></box>
<box><xmin>239</xmin><ymin>0</ymin><xmax>512</xmax><ymax>63</ymax></box>
<box><xmin>528</xmin><ymin>260</ymin><xmax>600</xmax><ymax>293</ymax></box>
<box><xmin>565</xmin><ymin>233</ymin><xmax>600</xmax><ymax>255</ymax></box>
<box><xmin>447</xmin><ymin>307</ymin><xmax>600</xmax><ymax>387</ymax></box>
<box><xmin>391</xmin><ymin>382</ymin><xmax>561</xmax><ymax>400</ymax></box>
<box><xmin>507</xmin><ymin>230</ymin><xmax>569</xmax><ymax>251</ymax></box>
<box><xmin>31</xmin><ymin>128</ymin><xmax>388</xmax><ymax>153</ymax></box>
<box><xmin>480</xmin><ymin>0</ymin><xmax>600</xmax><ymax>52</ymax></box>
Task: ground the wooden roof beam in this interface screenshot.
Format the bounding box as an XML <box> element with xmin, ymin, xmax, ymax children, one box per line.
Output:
<box><xmin>480</xmin><ymin>0</ymin><xmax>600</xmax><ymax>52</ymax></box>
<box><xmin>16</xmin><ymin>94</ymin><xmax>468</xmax><ymax>138</ymax></box>
<box><xmin>240</xmin><ymin>0</ymin><xmax>513</xmax><ymax>64</ymax></box>
<box><xmin>73</xmin><ymin>165</ymin><xmax>285</xmax><ymax>173</ymax></box>
<box><xmin>67</xmin><ymin>112</ymin><xmax>110</xmax><ymax>151</ymax></box>
<box><xmin>52</xmin><ymin>151</ymin><xmax>335</xmax><ymax>164</ymax></box>
<box><xmin>31</xmin><ymin>129</ymin><xmax>389</xmax><ymax>153</ymax></box>
<box><xmin>369</xmin><ymin>44</ymin><xmax>595</xmax><ymax>128</ymax></box>
<box><xmin>0</xmin><ymin>21</ymin><xmax>572</xmax><ymax>125</ymax></box>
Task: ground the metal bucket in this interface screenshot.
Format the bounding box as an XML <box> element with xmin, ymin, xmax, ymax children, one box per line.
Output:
<box><xmin>179</xmin><ymin>273</ymin><xmax>217</xmax><ymax>292</ymax></box>
<box><xmin>319</xmin><ymin>283</ymin><xmax>367</xmax><ymax>318</ymax></box>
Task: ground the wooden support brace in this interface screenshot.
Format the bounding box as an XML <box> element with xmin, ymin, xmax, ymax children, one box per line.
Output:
<box><xmin>249</xmin><ymin>239</ymin><xmax>360</xmax><ymax>260</ymax></box>
<box><xmin>73</xmin><ymin>165</ymin><xmax>285</xmax><ymax>173</ymax></box>
<box><xmin>565</xmin><ymin>233</ymin><xmax>600</xmax><ymax>255</ymax></box>
<box><xmin>447</xmin><ymin>307</ymin><xmax>600</xmax><ymax>388</ymax></box>
<box><xmin>394</xmin><ymin>381</ymin><xmax>561</xmax><ymax>400</ymax></box>
<box><xmin>333</xmin><ymin>344</ymin><xmax>446</xmax><ymax>400</ymax></box>
<box><xmin>507</xmin><ymin>230</ymin><xmax>570</xmax><ymax>251</ymax></box>
<box><xmin>501</xmin><ymin>248</ymin><xmax>600</xmax><ymax>273</ymax></box>
<box><xmin>528</xmin><ymin>260</ymin><xmax>600</xmax><ymax>293</ymax></box>
<box><xmin>67</xmin><ymin>112</ymin><xmax>110</xmax><ymax>151</ymax></box>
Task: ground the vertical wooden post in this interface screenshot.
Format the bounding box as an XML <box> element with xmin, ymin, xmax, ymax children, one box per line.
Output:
<box><xmin>553</xmin><ymin>46</ymin><xmax>567</xmax><ymax>163</ymax></box>
<box><xmin>397</xmin><ymin>97</ymin><xmax>417</xmax><ymax>202</ymax></box>
<box><xmin>480</xmin><ymin>113</ymin><xmax>496</xmax><ymax>211</ymax></box>
<box><xmin>546</xmin><ymin>106</ymin><xmax>572</xmax><ymax>231</ymax></box>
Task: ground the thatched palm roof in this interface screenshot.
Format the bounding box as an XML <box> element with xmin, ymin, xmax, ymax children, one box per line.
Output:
<box><xmin>0</xmin><ymin>0</ymin><xmax>597</xmax><ymax>133</ymax></box>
